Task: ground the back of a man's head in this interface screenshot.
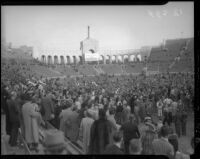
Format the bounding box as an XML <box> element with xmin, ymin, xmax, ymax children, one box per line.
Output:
<box><xmin>99</xmin><ymin>108</ymin><xmax>106</xmax><ymax>119</ymax></box>
<box><xmin>113</xmin><ymin>131</ymin><xmax>123</xmax><ymax>143</ymax></box>
<box><xmin>160</xmin><ymin>125</ymin><xmax>169</xmax><ymax>138</ymax></box>
<box><xmin>129</xmin><ymin>139</ymin><xmax>142</xmax><ymax>155</ymax></box>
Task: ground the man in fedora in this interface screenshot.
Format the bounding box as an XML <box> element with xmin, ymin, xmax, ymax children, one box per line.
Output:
<box><xmin>59</xmin><ymin>102</ymin><xmax>79</xmax><ymax>142</ymax></box>
<box><xmin>44</xmin><ymin>129</ymin><xmax>68</xmax><ymax>154</ymax></box>
<box><xmin>103</xmin><ymin>131</ymin><xmax>124</xmax><ymax>154</ymax></box>
<box><xmin>40</xmin><ymin>91</ymin><xmax>55</xmax><ymax>124</ymax></box>
<box><xmin>120</xmin><ymin>114</ymin><xmax>140</xmax><ymax>154</ymax></box>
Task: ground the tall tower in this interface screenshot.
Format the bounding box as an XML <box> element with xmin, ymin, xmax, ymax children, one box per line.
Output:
<box><xmin>88</xmin><ymin>26</ymin><xmax>90</xmax><ymax>39</ymax></box>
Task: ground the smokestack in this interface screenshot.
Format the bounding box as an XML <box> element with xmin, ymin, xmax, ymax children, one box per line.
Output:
<box><xmin>88</xmin><ymin>26</ymin><xmax>90</xmax><ymax>38</ymax></box>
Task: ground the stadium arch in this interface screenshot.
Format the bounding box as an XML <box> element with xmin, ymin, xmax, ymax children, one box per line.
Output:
<box><xmin>60</xmin><ymin>55</ymin><xmax>65</xmax><ymax>65</ymax></box>
<box><xmin>54</xmin><ymin>55</ymin><xmax>59</xmax><ymax>65</ymax></box>
<box><xmin>123</xmin><ymin>55</ymin><xmax>129</xmax><ymax>63</ymax></box>
<box><xmin>105</xmin><ymin>55</ymin><xmax>111</xmax><ymax>64</ymax></box>
<box><xmin>129</xmin><ymin>54</ymin><xmax>136</xmax><ymax>62</ymax></box>
<box><xmin>111</xmin><ymin>55</ymin><xmax>116</xmax><ymax>64</ymax></box>
<box><xmin>66</xmin><ymin>56</ymin><xmax>71</xmax><ymax>64</ymax></box>
<box><xmin>47</xmin><ymin>55</ymin><xmax>53</xmax><ymax>65</ymax></box>
<box><xmin>136</xmin><ymin>54</ymin><xmax>142</xmax><ymax>61</ymax></box>
<box><xmin>79</xmin><ymin>56</ymin><xmax>83</xmax><ymax>64</ymax></box>
<box><xmin>73</xmin><ymin>56</ymin><xmax>77</xmax><ymax>64</ymax></box>
<box><xmin>41</xmin><ymin>55</ymin><xmax>46</xmax><ymax>63</ymax></box>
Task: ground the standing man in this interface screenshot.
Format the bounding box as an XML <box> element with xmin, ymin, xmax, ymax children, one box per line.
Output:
<box><xmin>120</xmin><ymin>114</ymin><xmax>140</xmax><ymax>154</ymax></box>
<box><xmin>129</xmin><ymin>139</ymin><xmax>143</xmax><ymax>155</ymax></box>
<box><xmin>174</xmin><ymin>108</ymin><xmax>182</xmax><ymax>137</ymax></box>
<box><xmin>40</xmin><ymin>92</ymin><xmax>55</xmax><ymax>125</ymax></box>
<box><xmin>152</xmin><ymin>126</ymin><xmax>174</xmax><ymax>159</ymax></box>
<box><xmin>7</xmin><ymin>92</ymin><xmax>20</xmax><ymax>147</ymax></box>
<box><xmin>89</xmin><ymin>109</ymin><xmax>111</xmax><ymax>154</ymax></box>
<box><xmin>107</xmin><ymin>107</ymin><xmax>118</xmax><ymax>144</ymax></box>
<box><xmin>59</xmin><ymin>103</ymin><xmax>79</xmax><ymax>142</ymax></box>
<box><xmin>103</xmin><ymin>131</ymin><xmax>124</xmax><ymax>154</ymax></box>
<box><xmin>181</xmin><ymin>109</ymin><xmax>187</xmax><ymax>136</ymax></box>
<box><xmin>1</xmin><ymin>85</ymin><xmax>11</xmax><ymax>136</ymax></box>
<box><xmin>157</xmin><ymin>98</ymin><xmax>163</xmax><ymax>119</ymax></box>
<box><xmin>171</xmin><ymin>100</ymin><xmax>178</xmax><ymax>124</ymax></box>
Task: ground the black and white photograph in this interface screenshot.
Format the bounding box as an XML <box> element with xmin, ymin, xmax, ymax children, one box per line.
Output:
<box><xmin>1</xmin><ymin>2</ymin><xmax>195</xmax><ymax>156</ymax></box>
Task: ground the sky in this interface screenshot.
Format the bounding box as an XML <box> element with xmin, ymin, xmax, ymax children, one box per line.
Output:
<box><xmin>2</xmin><ymin>2</ymin><xmax>194</xmax><ymax>52</ymax></box>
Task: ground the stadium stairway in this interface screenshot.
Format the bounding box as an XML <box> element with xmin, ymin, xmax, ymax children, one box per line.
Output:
<box><xmin>13</xmin><ymin>122</ymin><xmax>84</xmax><ymax>155</ymax></box>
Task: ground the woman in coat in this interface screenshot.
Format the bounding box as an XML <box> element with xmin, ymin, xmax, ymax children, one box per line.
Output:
<box><xmin>79</xmin><ymin>110</ymin><xmax>94</xmax><ymax>154</ymax></box>
<box><xmin>22</xmin><ymin>93</ymin><xmax>43</xmax><ymax>150</ymax></box>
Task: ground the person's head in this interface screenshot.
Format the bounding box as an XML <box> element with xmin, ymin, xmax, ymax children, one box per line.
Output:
<box><xmin>22</xmin><ymin>92</ymin><xmax>33</xmax><ymax>101</ymax></box>
<box><xmin>113</xmin><ymin>131</ymin><xmax>123</xmax><ymax>145</ymax></box>
<box><xmin>129</xmin><ymin>114</ymin><xmax>135</xmax><ymax>123</ymax></box>
<box><xmin>129</xmin><ymin>139</ymin><xmax>142</xmax><ymax>155</ymax></box>
<box><xmin>109</xmin><ymin>107</ymin><xmax>116</xmax><ymax>115</ymax></box>
<box><xmin>168</xmin><ymin>134</ymin><xmax>179</xmax><ymax>154</ymax></box>
<box><xmin>98</xmin><ymin>109</ymin><xmax>106</xmax><ymax>120</ymax></box>
<box><xmin>10</xmin><ymin>91</ymin><xmax>17</xmax><ymax>100</ymax></box>
<box><xmin>85</xmin><ymin>110</ymin><xmax>93</xmax><ymax>118</ymax></box>
<box><xmin>44</xmin><ymin>129</ymin><xmax>68</xmax><ymax>155</ymax></box>
<box><xmin>141</xmin><ymin>130</ymin><xmax>157</xmax><ymax>155</ymax></box>
<box><xmin>144</xmin><ymin>116</ymin><xmax>152</xmax><ymax>124</ymax></box>
<box><xmin>160</xmin><ymin>125</ymin><xmax>169</xmax><ymax>138</ymax></box>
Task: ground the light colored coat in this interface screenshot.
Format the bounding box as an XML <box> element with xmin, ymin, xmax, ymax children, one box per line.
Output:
<box><xmin>79</xmin><ymin>117</ymin><xmax>94</xmax><ymax>154</ymax></box>
<box><xmin>107</xmin><ymin>115</ymin><xmax>117</xmax><ymax>144</ymax></box>
<box><xmin>22</xmin><ymin>102</ymin><xmax>42</xmax><ymax>143</ymax></box>
<box><xmin>152</xmin><ymin>138</ymin><xmax>174</xmax><ymax>159</ymax></box>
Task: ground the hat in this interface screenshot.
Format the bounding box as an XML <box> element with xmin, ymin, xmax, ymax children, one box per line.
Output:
<box><xmin>44</xmin><ymin>129</ymin><xmax>65</xmax><ymax>151</ymax></box>
<box><xmin>144</xmin><ymin>116</ymin><xmax>152</xmax><ymax>122</ymax></box>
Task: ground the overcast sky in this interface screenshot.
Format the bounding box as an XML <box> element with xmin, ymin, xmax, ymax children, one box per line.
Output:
<box><xmin>2</xmin><ymin>2</ymin><xmax>193</xmax><ymax>51</ymax></box>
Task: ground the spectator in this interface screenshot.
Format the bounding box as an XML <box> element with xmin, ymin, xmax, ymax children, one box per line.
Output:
<box><xmin>79</xmin><ymin>110</ymin><xmax>94</xmax><ymax>154</ymax></box>
<box><xmin>40</xmin><ymin>92</ymin><xmax>55</xmax><ymax>124</ymax></box>
<box><xmin>7</xmin><ymin>91</ymin><xmax>20</xmax><ymax>147</ymax></box>
<box><xmin>22</xmin><ymin>93</ymin><xmax>43</xmax><ymax>151</ymax></box>
<box><xmin>157</xmin><ymin>98</ymin><xmax>163</xmax><ymax>119</ymax></box>
<box><xmin>59</xmin><ymin>103</ymin><xmax>79</xmax><ymax>142</ymax></box>
<box><xmin>89</xmin><ymin>109</ymin><xmax>111</xmax><ymax>154</ymax></box>
<box><xmin>120</xmin><ymin>114</ymin><xmax>140</xmax><ymax>154</ymax></box>
<box><xmin>44</xmin><ymin>129</ymin><xmax>68</xmax><ymax>154</ymax></box>
<box><xmin>152</xmin><ymin>125</ymin><xmax>174</xmax><ymax>159</ymax></box>
<box><xmin>107</xmin><ymin>107</ymin><xmax>118</xmax><ymax>144</ymax></box>
<box><xmin>168</xmin><ymin>134</ymin><xmax>190</xmax><ymax>159</ymax></box>
<box><xmin>1</xmin><ymin>85</ymin><xmax>11</xmax><ymax>136</ymax></box>
<box><xmin>129</xmin><ymin>139</ymin><xmax>142</xmax><ymax>155</ymax></box>
<box><xmin>174</xmin><ymin>108</ymin><xmax>182</xmax><ymax>137</ymax></box>
<box><xmin>141</xmin><ymin>130</ymin><xmax>157</xmax><ymax>155</ymax></box>
<box><xmin>103</xmin><ymin>131</ymin><xmax>124</xmax><ymax>154</ymax></box>
<box><xmin>181</xmin><ymin>109</ymin><xmax>187</xmax><ymax>136</ymax></box>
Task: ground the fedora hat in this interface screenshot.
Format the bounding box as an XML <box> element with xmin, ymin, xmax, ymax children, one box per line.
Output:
<box><xmin>144</xmin><ymin>116</ymin><xmax>152</xmax><ymax>122</ymax></box>
<box><xmin>44</xmin><ymin>129</ymin><xmax>66</xmax><ymax>151</ymax></box>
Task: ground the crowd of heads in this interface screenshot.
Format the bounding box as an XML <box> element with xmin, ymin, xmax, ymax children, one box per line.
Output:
<box><xmin>1</xmin><ymin>58</ymin><xmax>194</xmax><ymax>156</ymax></box>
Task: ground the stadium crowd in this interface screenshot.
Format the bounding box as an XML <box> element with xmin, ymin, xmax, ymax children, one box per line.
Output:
<box><xmin>1</xmin><ymin>60</ymin><xmax>194</xmax><ymax>158</ymax></box>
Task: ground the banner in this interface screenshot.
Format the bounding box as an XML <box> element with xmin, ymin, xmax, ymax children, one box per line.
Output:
<box><xmin>85</xmin><ymin>52</ymin><xmax>100</xmax><ymax>62</ymax></box>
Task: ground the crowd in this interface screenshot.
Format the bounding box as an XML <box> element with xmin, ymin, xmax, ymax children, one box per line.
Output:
<box><xmin>1</xmin><ymin>59</ymin><xmax>194</xmax><ymax>157</ymax></box>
